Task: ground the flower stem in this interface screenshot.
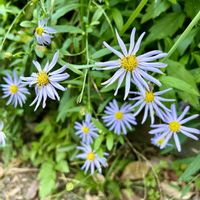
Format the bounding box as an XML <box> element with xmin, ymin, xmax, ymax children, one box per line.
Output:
<box><xmin>167</xmin><ymin>10</ymin><xmax>200</xmax><ymax>57</ymax></box>
<box><xmin>120</xmin><ymin>0</ymin><xmax>148</xmax><ymax>35</ymax></box>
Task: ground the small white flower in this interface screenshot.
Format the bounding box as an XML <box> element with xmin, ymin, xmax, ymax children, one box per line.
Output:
<box><xmin>102</xmin><ymin>99</ymin><xmax>137</xmax><ymax>135</ymax></box>
<box><xmin>149</xmin><ymin>104</ymin><xmax>200</xmax><ymax>152</ymax></box>
<box><xmin>74</xmin><ymin>114</ymin><xmax>99</xmax><ymax>144</ymax></box>
<box><xmin>95</xmin><ymin>28</ymin><xmax>167</xmax><ymax>99</ymax></box>
<box><xmin>21</xmin><ymin>51</ymin><xmax>69</xmax><ymax>111</ymax></box>
<box><xmin>130</xmin><ymin>88</ymin><xmax>174</xmax><ymax>124</ymax></box>
<box><xmin>1</xmin><ymin>70</ymin><xmax>30</xmax><ymax>107</ymax></box>
<box><xmin>0</xmin><ymin>121</ymin><xmax>6</xmax><ymax>146</ymax></box>
<box><xmin>77</xmin><ymin>143</ymin><xmax>108</xmax><ymax>174</ymax></box>
<box><xmin>35</xmin><ymin>19</ymin><xmax>56</xmax><ymax>45</ymax></box>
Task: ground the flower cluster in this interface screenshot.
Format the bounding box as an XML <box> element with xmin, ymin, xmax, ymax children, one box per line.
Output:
<box><xmin>75</xmin><ymin>114</ymin><xmax>108</xmax><ymax>175</ymax></box>
<box><xmin>95</xmin><ymin>28</ymin><xmax>199</xmax><ymax>152</ymax></box>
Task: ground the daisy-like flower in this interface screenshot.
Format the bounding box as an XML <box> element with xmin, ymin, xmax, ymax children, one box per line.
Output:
<box><xmin>0</xmin><ymin>121</ymin><xmax>6</xmax><ymax>146</ymax></box>
<box><xmin>35</xmin><ymin>19</ymin><xmax>56</xmax><ymax>45</ymax></box>
<box><xmin>151</xmin><ymin>134</ymin><xmax>172</xmax><ymax>149</ymax></box>
<box><xmin>77</xmin><ymin>143</ymin><xmax>108</xmax><ymax>174</ymax></box>
<box><xmin>130</xmin><ymin>87</ymin><xmax>174</xmax><ymax>124</ymax></box>
<box><xmin>149</xmin><ymin>104</ymin><xmax>200</xmax><ymax>152</ymax></box>
<box><xmin>95</xmin><ymin>28</ymin><xmax>167</xmax><ymax>99</ymax></box>
<box><xmin>21</xmin><ymin>51</ymin><xmax>69</xmax><ymax>111</ymax></box>
<box><xmin>102</xmin><ymin>99</ymin><xmax>137</xmax><ymax>135</ymax></box>
<box><xmin>74</xmin><ymin>114</ymin><xmax>99</xmax><ymax>144</ymax></box>
<box><xmin>1</xmin><ymin>70</ymin><xmax>30</xmax><ymax>107</ymax></box>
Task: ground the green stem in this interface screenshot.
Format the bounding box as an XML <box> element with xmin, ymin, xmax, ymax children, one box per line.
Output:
<box><xmin>0</xmin><ymin>0</ymin><xmax>37</xmax><ymax>51</ymax></box>
<box><xmin>167</xmin><ymin>10</ymin><xmax>200</xmax><ymax>57</ymax></box>
<box><xmin>120</xmin><ymin>0</ymin><xmax>148</xmax><ymax>35</ymax></box>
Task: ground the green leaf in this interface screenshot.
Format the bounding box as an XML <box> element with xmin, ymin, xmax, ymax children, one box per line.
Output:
<box><xmin>179</xmin><ymin>154</ymin><xmax>200</xmax><ymax>181</ymax></box>
<box><xmin>111</xmin><ymin>8</ymin><xmax>123</xmax><ymax>31</ymax></box>
<box><xmin>55</xmin><ymin>160</ymin><xmax>69</xmax><ymax>173</ymax></box>
<box><xmin>94</xmin><ymin>135</ymin><xmax>104</xmax><ymax>151</ymax></box>
<box><xmin>92</xmin><ymin>8</ymin><xmax>103</xmax><ymax>23</ymax></box>
<box><xmin>53</xmin><ymin>25</ymin><xmax>84</xmax><ymax>34</ymax></box>
<box><xmin>147</xmin><ymin>12</ymin><xmax>185</xmax><ymax>42</ymax></box>
<box><xmin>106</xmin><ymin>133</ymin><xmax>114</xmax><ymax>151</ymax></box>
<box><xmin>166</xmin><ymin>59</ymin><xmax>200</xmax><ymax>108</ymax></box>
<box><xmin>160</xmin><ymin>76</ymin><xmax>200</xmax><ymax>96</ymax></box>
<box><xmin>142</xmin><ymin>0</ymin><xmax>170</xmax><ymax>23</ymax></box>
<box><xmin>92</xmin><ymin>118</ymin><xmax>108</xmax><ymax>133</ymax></box>
<box><xmin>20</xmin><ymin>21</ymin><xmax>36</xmax><ymax>28</ymax></box>
<box><xmin>184</xmin><ymin>0</ymin><xmax>200</xmax><ymax>19</ymax></box>
<box><xmin>52</xmin><ymin>3</ymin><xmax>80</xmax><ymax>21</ymax></box>
<box><xmin>38</xmin><ymin>161</ymin><xmax>56</xmax><ymax>199</ymax></box>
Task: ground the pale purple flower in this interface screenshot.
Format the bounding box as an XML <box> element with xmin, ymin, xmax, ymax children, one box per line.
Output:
<box><xmin>35</xmin><ymin>19</ymin><xmax>56</xmax><ymax>45</ymax></box>
<box><xmin>102</xmin><ymin>99</ymin><xmax>137</xmax><ymax>135</ymax></box>
<box><xmin>149</xmin><ymin>104</ymin><xmax>200</xmax><ymax>152</ymax></box>
<box><xmin>0</xmin><ymin>121</ymin><xmax>6</xmax><ymax>146</ymax></box>
<box><xmin>130</xmin><ymin>88</ymin><xmax>174</xmax><ymax>124</ymax></box>
<box><xmin>74</xmin><ymin>114</ymin><xmax>98</xmax><ymax>144</ymax></box>
<box><xmin>95</xmin><ymin>28</ymin><xmax>167</xmax><ymax>100</ymax></box>
<box><xmin>77</xmin><ymin>143</ymin><xmax>108</xmax><ymax>174</ymax></box>
<box><xmin>151</xmin><ymin>134</ymin><xmax>172</xmax><ymax>149</ymax></box>
<box><xmin>21</xmin><ymin>51</ymin><xmax>69</xmax><ymax>111</ymax></box>
<box><xmin>1</xmin><ymin>70</ymin><xmax>30</xmax><ymax>107</ymax></box>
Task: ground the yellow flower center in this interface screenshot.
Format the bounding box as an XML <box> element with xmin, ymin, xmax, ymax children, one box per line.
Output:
<box><xmin>35</xmin><ymin>27</ymin><xmax>44</xmax><ymax>36</ymax></box>
<box><xmin>169</xmin><ymin>121</ymin><xmax>180</xmax><ymax>132</ymax></box>
<box><xmin>87</xmin><ymin>152</ymin><xmax>95</xmax><ymax>161</ymax></box>
<box><xmin>145</xmin><ymin>92</ymin><xmax>154</xmax><ymax>103</ymax></box>
<box><xmin>115</xmin><ymin>111</ymin><xmax>123</xmax><ymax>120</ymax></box>
<box><xmin>156</xmin><ymin>138</ymin><xmax>164</xmax><ymax>146</ymax></box>
<box><xmin>37</xmin><ymin>72</ymin><xmax>49</xmax><ymax>86</ymax></box>
<box><xmin>120</xmin><ymin>55</ymin><xmax>138</xmax><ymax>71</ymax></box>
<box><xmin>82</xmin><ymin>125</ymin><xmax>90</xmax><ymax>134</ymax></box>
<box><xmin>10</xmin><ymin>84</ymin><xmax>18</xmax><ymax>94</ymax></box>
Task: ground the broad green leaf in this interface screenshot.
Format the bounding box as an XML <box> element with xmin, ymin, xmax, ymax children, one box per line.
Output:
<box><xmin>179</xmin><ymin>154</ymin><xmax>200</xmax><ymax>181</ymax></box>
<box><xmin>53</xmin><ymin>25</ymin><xmax>84</xmax><ymax>34</ymax></box>
<box><xmin>142</xmin><ymin>0</ymin><xmax>170</xmax><ymax>23</ymax></box>
<box><xmin>184</xmin><ymin>0</ymin><xmax>200</xmax><ymax>19</ymax></box>
<box><xmin>94</xmin><ymin>135</ymin><xmax>104</xmax><ymax>151</ymax></box>
<box><xmin>106</xmin><ymin>133</ymin><xmax>114</xmax><ymax>151</ymax></box>
<box><xmin>55</xmin><ymin>160</ymin><xmax>69</xmax><ymax>173</ymax></box>
<box><xmin>147</xmin><ymin>12</ymin><xmax>185</xmax><ymax>42</ymax></box>
<box><xmin>52</xmin><ymin>4</ymin><xmax>80</xmax><ymax>21</ymax></box>
<box><xmin>111</xmin><ymin>8</ymin><xmax>123</xmax><ymax>31</ymax></box>
<box><xmin>20</xmin><ymin>21</ymin><xmax>36</xmax><ymax>28</ymax></box>
<box><xmin>160</xmin><ymin>76</ymin><xmax>200</xmax><ymax>96</ymax></box>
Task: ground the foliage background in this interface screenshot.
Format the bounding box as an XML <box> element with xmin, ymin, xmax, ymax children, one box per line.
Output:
<box><xmin>0</xmin><ymin>0</ymin><xmax>200</xmax><ymax>199</ymax></box>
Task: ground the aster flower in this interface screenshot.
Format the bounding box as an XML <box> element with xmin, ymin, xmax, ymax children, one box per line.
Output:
<box><xmin>0</xmin><ymin>121</ymin><xmax>6</xmax><ymax>146</ymax></box>
<box><xmin>95</xmin><ymin>28</ymin><xmax>167</xmax><ymax>99</ymax></box>
<box><xmin>149</xmin><ymin>104</ymin><xmax>200</xmax><ymax>152</ymax></box>
<box><xmin>35</xmin><ymin>18</ymin><xmax>56</xmax><ymax>45</ymax></box>
<box><xmin>102</xmin><ymin>99</ymin><xmax>137</xmax><ymax>135</ymax></box>
<box><xmin>21</xmin><ymin>51</ymin><xmax>69</xmax><ymax>111</ymax></box>
<box><xmin>151</xmin><ymin>134</ymin><xmax>172</xmax><ymax>149</ymax></box>
<box><xmin>1</xmin><ymin>70</ymin><xmax>30</xmax><ymax>107</ymax></box>
<box><xmin>77</xmin><ymin>143</ymin><xmax>108</xmax><ymax>174</ymax></box>
<box><xmin>130</xmin><ymin>87</ymin><xmax>174</xmax><ymax>124</ymax></box>
<box><xmin>74</xmin><ymin>114</ymin><xmax>99</xmax><ymax>144</ymax></box>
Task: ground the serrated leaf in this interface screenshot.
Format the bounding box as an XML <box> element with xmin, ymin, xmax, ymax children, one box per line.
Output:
<box><xmin>160</xmin><ymin>76</ymin><xmax>200</xmax><ymax>96</ymax></box>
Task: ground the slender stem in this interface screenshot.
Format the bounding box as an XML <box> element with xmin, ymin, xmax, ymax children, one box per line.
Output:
<box><xmin>0</xmin><ymin>0</ymin><xmax>37</xmax><ymax>51</ymax></box>
<box><xmin>167</xmin><ymin>10</ymin><xmax>200</xmax><ymax>57</ymax></box>
<box><xmin>120</xmin><ymin>0</ymin><xmax>148</xmax><ymax>35</ymax></box>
